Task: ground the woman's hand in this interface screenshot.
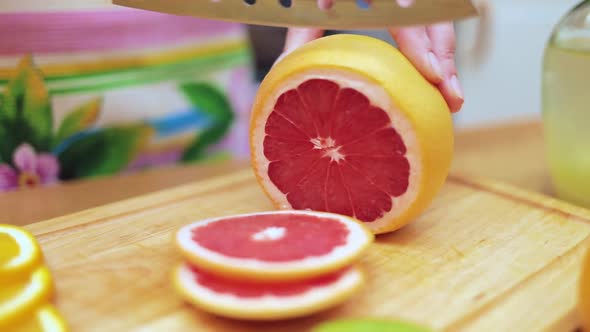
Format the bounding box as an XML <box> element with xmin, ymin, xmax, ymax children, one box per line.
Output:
<box><xmin>281</xmin><ymin>1</ymin><xmax>464</xmax><ymax>113</ymax></box>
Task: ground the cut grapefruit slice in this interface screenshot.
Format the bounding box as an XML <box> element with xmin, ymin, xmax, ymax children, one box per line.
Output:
<box><xmin>250</xmin><ymin>34</ymin><xmax>454</xmax><ymax>234</ymax></box>
<box><xmin>175</xmin><ymin>210</ymin><xmax>373</xmax><ymax>281</ymax></box>
<box><xmin>172</xmin><ymin>262</ymin><xmax>363</xmax><ymax>321</ymax></box>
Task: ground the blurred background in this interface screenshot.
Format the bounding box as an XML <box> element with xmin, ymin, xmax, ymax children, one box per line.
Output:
<box><xmin>2</xmin><ymin>0</ymin><xmax>590</xmax><ymax>221</ymax></box>
<box><xmin>247</xmin><ymin>0</ymin><xmax>580</xmax><ymax>128</ymax></box>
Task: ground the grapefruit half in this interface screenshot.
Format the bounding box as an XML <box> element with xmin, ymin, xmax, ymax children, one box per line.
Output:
<box><xmin>172</xmin><ymin>262</ymin><xmax>364</xmax><ymax>321</ymax></box>
<box><xmin>249</xmin><ymin>34</ymin><xmax>454</xmax><ymax>234</ymax></box>
<box><xmin>175</xmin><ymin>210</ymin><xmax>373</xmax><ymax>281</ymax></box>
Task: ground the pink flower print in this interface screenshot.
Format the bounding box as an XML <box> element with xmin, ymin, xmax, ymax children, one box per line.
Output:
<box><xmin>0</xmin><ymin>143</ymin><xmax>60</xmax><ymax>191</ymax></box>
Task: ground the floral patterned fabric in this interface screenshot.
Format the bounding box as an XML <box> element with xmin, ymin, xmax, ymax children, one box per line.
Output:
<box><xmin>0</xmin><ymin>8</ymin><xmax>256</xmax><ymax>192</ymax></box>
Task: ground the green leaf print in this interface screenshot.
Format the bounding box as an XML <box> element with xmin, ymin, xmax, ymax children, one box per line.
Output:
<box><xmin>58</xmin><ymin>125</ymin><xmax>152</xmax><ymax>180</ymax></box>
<box><xmin>0</xmin><ymin>55</ymin><xmax>53</xmax><ymax>161</ymax></box>
<box><xmin>179</xmin><ymin>82</ymin><xmax>234</xmax><ymax>162</ymax></box>
<box><xmin>55</xmin><ymin>98</ymin><xmax>101</xmax><ymax>146</ymax></box>
<box><xmin>0</xmin><ymin>126</ymin><xmax>5</xmax><ymax>163</ymax></box>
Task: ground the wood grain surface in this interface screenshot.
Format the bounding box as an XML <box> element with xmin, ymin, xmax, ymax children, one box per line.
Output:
<box><xmin>24</xmin><ymin>167</ymin><xmax>590</xmax><ymax>332</ymax></box>
<box><xmin>1</xmin><ymin>119</ymin><xmax>552</xmax><ymax>227</ymax></box>
<box><xmin>0</xmin><ymin>160</ymin><xmax>248</xmax><ymax>226</ymax></box>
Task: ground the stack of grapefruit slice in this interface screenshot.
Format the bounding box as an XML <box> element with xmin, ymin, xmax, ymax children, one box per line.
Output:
<box><xmin>172</xmin><ymin>210</ymin><xmax>374</xmax><ymax>320</ymax></box>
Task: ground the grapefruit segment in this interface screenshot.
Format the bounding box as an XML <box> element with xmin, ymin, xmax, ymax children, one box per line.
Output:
<box><xmin>175</xmin><ymin>210</ymin><xmax>373</xmax><ymax>281</ymax></box>
<box><xmin>173</xmin><ymin>262</ymin><xmax>364</xmax><ymax>321</ymax></box>
<box><xmin>250</xmin><ymin>34</ymin><xmax>453</xmax><ymax>234</ymax></box>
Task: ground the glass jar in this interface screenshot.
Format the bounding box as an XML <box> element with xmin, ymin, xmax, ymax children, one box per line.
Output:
<box><xmin>542</xmin><ymin>0</ymin><xmax>590</xmax><ymax>207</ymax></box>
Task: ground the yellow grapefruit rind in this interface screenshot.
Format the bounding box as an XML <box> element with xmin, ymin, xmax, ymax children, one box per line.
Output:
<box><xmin>0</xmin><ymin>224</ymin><xmax>43</xmax><ymax>282</ymax></box>
<box><xmin>0</xmin><ymin>266</ymin><xmax>54</xmax><ymax>328</ymax></box>
<box><xmin>249</xmin><ymin>34</ymin><xmax>454</xmax><ymax>234</ymax></box>
<box><xmin>174</xmin><ymin>210</ymin><xmax>374</xmax><ymax>282</ymax></box>
<box><xmin>172</xmin><ymin>262</ymin><xmax>365</xmax><ymax>321</ymax></box>
<box><xmin>580</xmin><ymin>245</ymin><xmax>590</xmax><ymax>331</ymax></box>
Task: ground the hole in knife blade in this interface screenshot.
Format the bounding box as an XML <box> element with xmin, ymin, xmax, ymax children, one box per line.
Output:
<box><xmin>356</xmin><ymin>0</ymin><xmax>370</xmax><ymax>9</ymax></box>
<box><xmin>279</xmin><ymin>0</ymin><xmax>292</xmax><ymax>8</ymax></box>
<box><xmin>244</xmin><ymin>0</ymin><xmax>256</xmax><ymax>5</ymax></box>
<box><xmin>396</xmin><ymin>0</ymin><xmax>414</xmax><ymax>8</ymax></box>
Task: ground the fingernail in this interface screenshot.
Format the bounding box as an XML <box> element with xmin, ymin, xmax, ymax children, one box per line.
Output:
<box><xmin>450</xmin><ymin>75</ymin><xmax>464</xmax><ymax>99</ymax></box>
<box><xmin>427</xmin><ymin>52</ymin><xmax>444</xmax><ymax>81</ymax></box>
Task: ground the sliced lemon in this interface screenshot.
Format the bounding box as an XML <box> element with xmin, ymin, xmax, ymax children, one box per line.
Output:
<box><xmin>0</xmin><ymin>266</ymin><xmax>54</xmax><ymax>327</ymax></box>
<box><xmin>11</xmin><ymin>304</ymin><xmax>69</xmax><ymax>332</ymax></box>
<box><xmin>0</xmin><ymin>224</ymin><xmax>43</xmax><ymax>281</ymax></box>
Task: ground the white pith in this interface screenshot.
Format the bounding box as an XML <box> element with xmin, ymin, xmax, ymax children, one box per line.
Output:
<box><xmin>176</xmin><ymin>210</ymin><xmax>371</xmax><ymax>275</ymax></box>
<box><xmin>176</xmin><ymin>263</ymin><xmax>362</xmax><ymax>318</ymax></box>
<box><xmin>1</xmin><ymin>227</ymin><xmax>37</xmax><ymax>270</ymax></box>
<box><xmin>37</xmin><ymin>306</ymin><xmax>63</xmax><ymax>331</ymax></box>
<box><xmin>251</xmin><ymin>226</ymin><xmax>286</xmax><ymax>241</ymax></box>
<box><xmin>251</xmin><ymin>69</ymin><xmax>422</xmax><ymax>232</ymax></box>
<box><xmin>312</xmin><ymin>137</ymin><xmax>345</xmax><ymax>163</ymax></box>
<box><xmin>1</xmin><ymin>267</ymin><xmax>50</xmax><ymax>318</ymax></box>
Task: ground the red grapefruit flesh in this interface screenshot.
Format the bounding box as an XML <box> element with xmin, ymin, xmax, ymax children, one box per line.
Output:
<box><xmin>175</xmin><ymin>210</ymin><xmax>373</xmax><ymax>281</ymax></box>
<box><xmin>173</xmin><ymin>262</ymin><xmax>364</xmax><ymax>321</ymax></box>
<box><xmin>264</xmin><ymin>79</ymin><xmax>410</xmax><ymax>224</ymax></box>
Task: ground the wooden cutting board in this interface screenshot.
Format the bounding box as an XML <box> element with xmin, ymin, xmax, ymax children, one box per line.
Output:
<box><xmin>24</xmin><ymin>168</ymin><xmax>590</xmax><ymax>332</ymax></box>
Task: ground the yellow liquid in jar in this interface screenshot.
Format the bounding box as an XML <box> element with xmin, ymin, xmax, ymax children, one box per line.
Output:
<box><xmin>543</xmin><ymin>35</ymin><xmax>590</xmax><ymax>207</ymax></box>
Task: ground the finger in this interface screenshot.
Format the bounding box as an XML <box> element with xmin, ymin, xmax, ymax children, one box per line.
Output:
<box><xmin>283</xmin><ymin>27</ymin><xmax>325</xmax><ymax>54</ymax></box>
<box><xmin>389</xmin><ymin>26</ymin><xmax>444</xmax><ymax>84</ymax></box>
<box><xmin>317</xmin><ymin>0</ymin><xmax>334</xmax><ymax>10</ymax></box>
<box><xmin>427</xmin><ymin>23</ymin><xmax>464</xmax><ymax>113</ymax></box>
<box><xmin>275</xmin><ymin>27</ymin><xmax>324</xmax><ymax>65</ymax></box>
<box><xmin>282</xmin><ymin>0</ymin><xmax>330</xmax><ymax>54</ymax></box>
